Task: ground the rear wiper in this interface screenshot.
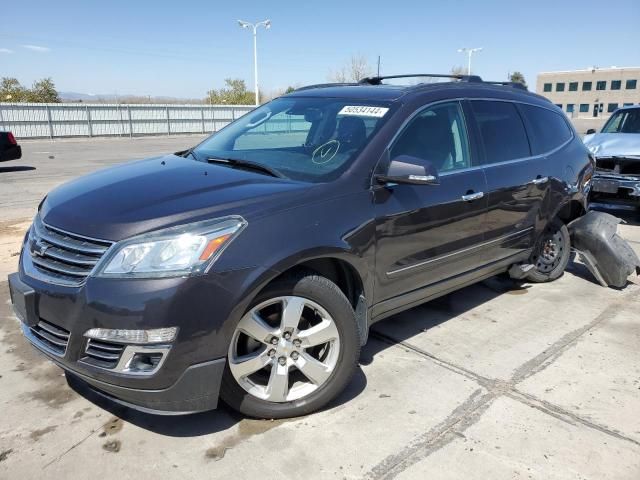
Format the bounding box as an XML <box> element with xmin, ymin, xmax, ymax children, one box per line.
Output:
<box><xmin>206</xmin><ymin>157</ymin><xmax>285</xmax><ymax>178</ymax></box>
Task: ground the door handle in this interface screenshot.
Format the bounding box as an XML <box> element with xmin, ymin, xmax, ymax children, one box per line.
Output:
<box><xmin>461</xmin><ymin>191</ymin><xmax>484</xmax><ymax>201</ymax></box>
<box><xmin>530</xmin><ymin>176</ymin><xmax>549</xmax><ymax>185</ymax></box>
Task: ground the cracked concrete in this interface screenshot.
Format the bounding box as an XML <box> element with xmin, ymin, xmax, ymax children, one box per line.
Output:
<box><xmin>1</xmin><ymin>137</ymin><xmax>640</xmax><ymax>479</ymax></box>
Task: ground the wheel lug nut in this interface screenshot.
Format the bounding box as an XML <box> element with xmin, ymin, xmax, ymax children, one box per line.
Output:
<box><xmin>284</xmin><ymin>332</ymin><xmax>291</xmax><ymax>340</ymax></box>
<box><xmin>278</xmin><ymin>356</ymin><xmax>287</xmax><ymax>366</ymax></box>
<box><xmin>293</xmin><ymin>339</ymin><xmax>301</xmax><ymax>347</ymax></box>
<box><xmin>291</xmin><ymin>351</ymin><xmax>299</xmax><ymax>360</ymax></box>
<box><xmin>271</xmin><ymin>337</ymin><xmax>278</xmax><ymax>345</ymax></box>
<box><xmin>268</xmin><ymin>349</ymin><xmax>275</xmax><ymax>357</ymax></box>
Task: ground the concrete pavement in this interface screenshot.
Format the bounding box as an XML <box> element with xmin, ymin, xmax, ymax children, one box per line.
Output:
<box><xmin>0</xmin><ymin>137</ymin><xmax>639</xmax><ymax>479</ymax></box>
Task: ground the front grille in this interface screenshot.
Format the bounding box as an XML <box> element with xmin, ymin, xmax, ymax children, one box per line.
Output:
<box><xmin>27</xmin><ymin>216</ymin><xmax>113</xmax><ymax>285</ymax></box>
<box><xmin>83</xmin><ymin>339</ymin><xmax>125</xmax><ymax>369</ymax></box>
<box><xmin>30</xmin><ymin>319</ymin><xmax>70</xmax><ymax>356</ymax></box>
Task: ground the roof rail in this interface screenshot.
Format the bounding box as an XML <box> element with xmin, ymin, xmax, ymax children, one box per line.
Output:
<box><xmin>359</xmin><ymin>74</ymin><xmax>483</xmax><ymax>85</ymax></box>
<box><xmin>294</xmin><ymin>82</ymin><xmax>359</xmax><ymax>91</ymax></box>
<box><xmin>482</xmin><ymin>81</ymin><xmax>528</xmax><ymax>91</ymax></box>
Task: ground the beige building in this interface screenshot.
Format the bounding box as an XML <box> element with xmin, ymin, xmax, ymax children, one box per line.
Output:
<box><xmin>536</xmin><ymin>67</ymin><xmax>640</xmax><ymax>131</ymax></box>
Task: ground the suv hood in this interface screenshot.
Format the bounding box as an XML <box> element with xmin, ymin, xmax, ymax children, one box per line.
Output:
<box><xmin>41</xmin><ymin>155</ymin><xmax>311</xmax><ymax>241</ymax></box>
<box><xmin>583</xmin><ymin>133</ymin><xmax>640</xmax><ymax>157</ymax></box>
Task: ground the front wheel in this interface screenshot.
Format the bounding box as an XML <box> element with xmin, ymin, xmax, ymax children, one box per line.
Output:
<box><xmin>526</xmin><ymin>218</ymin><xmax>571</xmax><ymax>283</ymax></box>
<box><xmin>220</xmin><ymin>272</ymin><xmax>360</xmax><ymax>419</ymax></box>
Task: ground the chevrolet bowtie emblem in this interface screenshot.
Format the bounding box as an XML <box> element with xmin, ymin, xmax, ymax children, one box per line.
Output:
<box><xmin>31</xmin><ymin>240</ymin><xmax>49</xmax><ymax>257</ymax></box>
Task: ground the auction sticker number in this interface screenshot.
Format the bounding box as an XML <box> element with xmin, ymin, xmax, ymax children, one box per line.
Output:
<box><xmin>338</xmin><ymin>106</ymin><xmax>389</xmax><ymax>118</ymax></box>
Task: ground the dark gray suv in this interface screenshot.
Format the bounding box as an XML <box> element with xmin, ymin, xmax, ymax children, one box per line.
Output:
<box><xmin>8</xmin><ymin>74</ymin><xmax>592</xmax><ymax>418</ymax></box>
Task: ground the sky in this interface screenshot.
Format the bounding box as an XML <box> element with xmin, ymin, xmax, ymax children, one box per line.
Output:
<box><xmin>1</xmin><ymin>0</ymin><xmax>639</xmax><ymax>98</ymax></box>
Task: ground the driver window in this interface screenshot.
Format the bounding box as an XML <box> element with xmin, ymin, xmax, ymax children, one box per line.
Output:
<box><xmin>391</xmin><ymin>102</ymin><xmax>470</xmax><ymax>173</ymax></box>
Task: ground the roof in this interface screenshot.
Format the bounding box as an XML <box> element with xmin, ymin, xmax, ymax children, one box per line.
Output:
<box><xmin>286</xmin><ymin>75</ymin><xmax>547</xmax><ymax>105</ymax></box>
<box><xmin>538</xmin><ymin>66</ymin><xmax>640</xmax><ymax>75</ymax></box>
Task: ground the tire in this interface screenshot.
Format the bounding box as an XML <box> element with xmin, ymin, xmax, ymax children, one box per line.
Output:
<box><xmin>220</xmin><ymin>272</ymin><xmax>360</xmax><ymax>419</ymax></box>
<box><xmin>526</xmin><ymin>218</ymin><xmax>571</xmax><ymax>283</ymax></box>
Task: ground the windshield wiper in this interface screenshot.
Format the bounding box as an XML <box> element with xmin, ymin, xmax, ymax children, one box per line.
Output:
<box><xmin>180</xmin><ymin>147</ymin><xmax>200</xmax><ymax>161</ymax></box>
<box><xmin>206</xmin><ymin>157</ymin><xmax>285</xmax><ymax>178</ymax></box>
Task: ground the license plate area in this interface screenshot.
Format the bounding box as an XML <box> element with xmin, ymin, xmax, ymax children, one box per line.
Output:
<box><xmin>592</xmin><ymin>179</ymin><xmax>621</xmax><ymax>194</ymax></box>
<box><xmin>8</xmin><ymin>273</ymin><xmax>38</xmax><ymax>326</ymax></box>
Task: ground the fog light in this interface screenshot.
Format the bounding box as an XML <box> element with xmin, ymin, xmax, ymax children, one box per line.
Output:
<box><xmin>84</xmin><ymin>327</ymin><xmax>177</xmax><ymax>344</ymax></box>
<box><xmin>128</xmin><ymin>352</ymin><xmax>164</xmax><ymax>373</ymax></box>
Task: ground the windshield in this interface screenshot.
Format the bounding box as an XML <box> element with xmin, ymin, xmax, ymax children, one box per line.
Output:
<box><xmin>601</xmin><ymin>108</ymin><xmax>640</xmax><ymax>134</ymax></box>
<box><xmin>193</xmin><ymin>97</ymin><xmax>393</xmax><ymax>182</ymax></box>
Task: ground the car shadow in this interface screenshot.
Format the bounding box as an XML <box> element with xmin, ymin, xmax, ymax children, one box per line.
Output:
<box><xmin>66</xmin><ymin>358</ymin><xmax>367</xmax><ymax>437</ymax></box>
<box><xmin>590</xmin><ymin>204</ymin><xmax>640</xmax><ymax>226</ymax></box>
<box><xmin>0</xmin><ymin>165</ymin><xmax>36</xmax><ymax>173</ymax></box>
<box><xmin>361</xmin><ymin>275</ymin><xmax>523</xmax><ymax>365</ymax></box>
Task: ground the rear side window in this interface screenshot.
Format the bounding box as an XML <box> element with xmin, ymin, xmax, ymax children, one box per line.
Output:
<box><xmin>471</xmin><ymin>101</ymin><xmax>530</xmax><ymax>164</ymax></box>
<box><xmin>518</xmin><ymin>104</ymin><xmax>573</xmax><ymax>155</ymax></box>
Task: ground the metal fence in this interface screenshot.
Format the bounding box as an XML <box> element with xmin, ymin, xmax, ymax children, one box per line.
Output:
<box><xmin>0</xmin><ymin>103</ymin><xmax>255</xmax><ymax>139</ymax></box>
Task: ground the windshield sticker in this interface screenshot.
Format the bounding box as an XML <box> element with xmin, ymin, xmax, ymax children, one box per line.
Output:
<box><xmin>338</xmin><ymin>106</ymin><xmax>389</xmax><ymax>118</ymax></box>
<box><xmin>312</xmin><ymin>140</ymin><xmax>340</xmax><ymax>164</ymax></box>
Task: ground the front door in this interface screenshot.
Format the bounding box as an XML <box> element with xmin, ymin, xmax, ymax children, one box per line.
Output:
<box><xmin>373</xmin><ymin>101</ymin><xmax>488</xmax><ymax>305</ymax></box>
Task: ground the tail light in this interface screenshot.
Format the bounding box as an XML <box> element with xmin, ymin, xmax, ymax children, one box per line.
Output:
<box><xmin>7</xmin><ymin>132</ymin><xmax>17</xmax><ymax>145</ymax></box>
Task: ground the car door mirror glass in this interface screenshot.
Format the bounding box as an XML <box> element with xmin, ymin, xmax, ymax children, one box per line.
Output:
<box><xmin>586</xmin><ymin>128</ymin><xmax>596</xmax><ymax>135</ymax></box>
<box><xmin>376</xmin><ymin>155</ymin><xmax>440</xmax><ymax>185</ymax></box>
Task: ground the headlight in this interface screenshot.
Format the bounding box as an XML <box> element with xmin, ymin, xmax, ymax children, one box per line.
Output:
<box><xmin>95</xmin><ymin>216</ymin><xmax>246</xmax><ymax>278</ymax></box>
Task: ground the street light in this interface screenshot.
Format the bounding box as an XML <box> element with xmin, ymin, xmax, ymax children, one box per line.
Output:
<box><xmin>237</xmin><ymin>19</ymin><xmax>271</xmax><ymax>106</ymax></box>
<box><xmin>457</xmin><ymin>47</ymin><xmax>483</xmax><ymax>75</ymax></box>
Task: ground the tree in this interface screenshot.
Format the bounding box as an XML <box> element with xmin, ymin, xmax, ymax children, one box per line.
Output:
<box><xmin>285</xmin><ymin>86</ymin><xmax>296</xmax><ymax>94</ymax></box>
<box><xmin>328</xmin><ymin>54</ymin><xmax>373</xmax><ymax>83</ymax></box>
<box><xmin>0</xmin><ymin>77</ymin><xmax>27</xmax><ymax>102</ymax></box>
<box><xmin>206</xmin><ymin>78</ymin><xmax>255</xmax><ymax>105</ymax></box>
<box><xmin>509</xmin><ymin>71</ymin><xmax>527</xmax><ymax>88</ymax></box>
<box><xmin>26</xmin><ymin>78</ymin><xmax>60</xmax><ymax>103</ymax></box>
<box><xmin>450</xmin><ymin>66</ymin><xmax>468</xmax><ymax>76</ymax></box>
<box><xmin>1</xmin><ymin>77</ymin><xmax>60</xmax><ymax>103</ymax></box>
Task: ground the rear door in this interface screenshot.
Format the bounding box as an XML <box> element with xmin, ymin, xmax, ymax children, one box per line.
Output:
<box><xmin>468</xmin><ymin>100</ymin><xmax>547</xmax><ymax>264</ymax></box>
<box><xmin>373</xmin><ymin>101</ymin><xmax>488</xmax><ymax>304</ymax></box>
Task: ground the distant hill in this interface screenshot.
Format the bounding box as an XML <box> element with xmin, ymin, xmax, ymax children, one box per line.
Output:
<box><xmin>59</xmin><ymin>91</ymin><xmax>205</xmax><ymax>104</ymax></box>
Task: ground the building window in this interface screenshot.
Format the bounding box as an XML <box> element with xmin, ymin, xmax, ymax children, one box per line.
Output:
<box><xmin>566</xmin><ymin>104</ymin><xmax>575</xmax><ymax>113</ymax></box>
<box><xmin>626</xmin><ymin>79</ymin><xmax>637</xmax><ymax>89</ymax></box>
<box><xmin>568</xmin><ymin>82</ymin><xmax>578</xmax><ymax>91</ymax></box>
<box><xmin>623</xmin><ymin>103</ymin><xmax>633</xmax><ymax>107</ymax></box>
<box><xmin>579</xmin><ymin>104</ymin><xmax>589</xmax><ymax>113</ymax></box>
<box><xmin>582</xmin><ymin>81</ymin><xmax>592</xmax><ymax>91</ymax></box>
<box><xmin>607</xmin><ymin>103</ymin><xmax>619</xmax><ymax>113</ymax></box>
<box><xmin>611</xmin><ymin>80</ymin><xmax>622</xmax><ymax>90</ymax></box>
<box><xmin>556</xmin><ymin>82</ymin><xmax>565</xmax><ymax>92</ymax></box>
<box><xmin>554</xmin><ymin>104</ymin><xmax>563</xmax><ymax>109</ymax></box>
<box><xmin>543</xmin><ymin>83</ymin><xmax>552</xmax><ymax>92</ymax></box>
<box><xmin>596</xmin><ymin>81</ymin><xmax>607</xmax><ymax>90</ymax></box>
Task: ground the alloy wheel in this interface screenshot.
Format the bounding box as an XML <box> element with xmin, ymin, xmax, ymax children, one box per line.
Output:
<box><xmin>228</xmin><ymin>296</ymin><xmax>341</xmax><ymax>403</ymax></box>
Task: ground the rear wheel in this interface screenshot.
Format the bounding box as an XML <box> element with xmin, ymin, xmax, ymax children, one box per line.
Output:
<box><xmin>220</xmin><ymin>272</ymin><xmax>360</xmax><ymax>419</ymax></box>
<box><xmin>526</xmin><ymin>218</ymin><xmax>571</xmax><ymax>283</ymax></box>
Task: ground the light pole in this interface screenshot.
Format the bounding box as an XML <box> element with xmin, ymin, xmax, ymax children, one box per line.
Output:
<box><xmin>457</xmin><ymin>47</ymin><xmax>483</xmax><ymax>75</ymax></box>
<box><xmin>238</xmin><ymin>19</ymin><xmax>271</xmax><ymax>106</ymax></box>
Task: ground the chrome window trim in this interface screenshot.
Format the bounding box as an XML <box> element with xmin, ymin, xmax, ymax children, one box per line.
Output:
<box><xmin>386</xmin><ymin>227</ymin><xmax>533</xmax><ymax>277</ymax></box>
<box><xmin>381</xmin><ymin>96</ymin><xmax>575</xmax><ymax>179</ymax></box>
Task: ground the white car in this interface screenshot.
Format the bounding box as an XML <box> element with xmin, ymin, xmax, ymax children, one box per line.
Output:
<box><xmin>583</xmin><ymin>106</ymin><xmax>640</xmax><ymax>209</ymax></box>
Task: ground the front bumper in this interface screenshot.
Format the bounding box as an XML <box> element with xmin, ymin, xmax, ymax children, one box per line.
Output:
<box><xmin>590</xmin><ymin>173</ymin><xmax>640</xmax><ymax>207</ymax></box>
<box><xmin>8</xmin><ymin>253</ymin><xmax>270</xmax><ymax>413</ymax></box>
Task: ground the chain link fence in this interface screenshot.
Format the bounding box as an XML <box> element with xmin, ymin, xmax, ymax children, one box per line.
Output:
<box><xmin>0</xmin><ymin>103</ymin><xmax>255</xmax><ymax>139</ymax></box>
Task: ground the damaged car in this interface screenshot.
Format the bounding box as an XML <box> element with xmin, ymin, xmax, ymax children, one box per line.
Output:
<box><xmin>584</xmin><ymin>105</ymin><xmax>640</xmax><ymax>209</ymax></box>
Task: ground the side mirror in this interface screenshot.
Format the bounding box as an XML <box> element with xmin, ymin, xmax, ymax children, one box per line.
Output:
<box><xmin>375</xmin><ymin>155</ymin><xmax>439</xmax><ymax>186</ymax></box>
<box><xmin>586</xmin><ymin>128</ymin><xmax>596</xmax><ymax>135</ymax></box>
